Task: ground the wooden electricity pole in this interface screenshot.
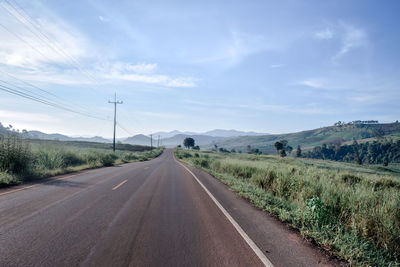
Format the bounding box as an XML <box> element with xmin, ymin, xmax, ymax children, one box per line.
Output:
<box><xmin>108</xmin><ymin>93</ymin><xmax>123</xmax><ymax>152</ymax></box>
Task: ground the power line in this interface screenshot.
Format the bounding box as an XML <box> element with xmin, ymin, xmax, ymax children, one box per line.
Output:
<box><xmin>0</xmin><ymin>69</ymin><xmax>108</xmax><ymax>118</ymax></box>
<box><xmin>117</xmin><ymin>122</ymin><xmax>134</xmax><ymax>136</ymax></box>
<box><xmin>0</xmin><ymin>22</ymin><xmax>54</xmax><ymax>63</ymax></box>
<box><xmin>1</xmin><ymin>0</ymin><xmax>105</xmax><ymax>91</ymax></box>
<box><xmin>0</xmin><ymin>84</ymin><xmax>109</xmax><ymax>121</ymax></box>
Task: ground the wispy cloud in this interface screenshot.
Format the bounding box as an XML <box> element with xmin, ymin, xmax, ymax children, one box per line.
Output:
<box><xmin>183</xmin><ymin>99</ymin><xmax>336</xmax><ymax>115</ymax></box>
<box><xmin>194</xmin><ymin>30</ymin><xmax>273</xmax><ymax>68</ymax></box>
<box><xmin>0</xmin><ymin>3</ymin><xmax>196</xmax><ymax>89</ymax></box>
<box><xmin>314</xmin><ymin>28</ymin><xmax>334</xmax><ymax>40</ymax></box>
<box><xmin>99</xmin><ymin>61</ymin><xmax>197</xmax><ymax>87</ymax></box>
<box><xmin>0</xmin><ymin>2</ymin><xmax>90</xmax><ymax>68</ymax></box>
<box><xmin>0</xmin><ymin>109</ymin><xmax>59</xmax><ymax>123</ymax></box>
<box><xmin>298</xmin><ymin>79</ymin><xmax>326</xmax><ymax>89</ymax></box>
<box><xmin>98</xmin><ymin>15</ymin><xmax>109</xmax><ymax>22</ymax></box>
<box><xmin>269</xmin><ymin>64</ymin><xmax>285</xmax><ymax>69</ymax></box>
<box><xmin>334</xmin><ymin>23</ymin><xmax>367</xmax><ymax>60</ymax></box>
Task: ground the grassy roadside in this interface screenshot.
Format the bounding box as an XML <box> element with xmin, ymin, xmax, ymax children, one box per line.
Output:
<box><xmin>175</xmin><ymin>149</ymin><xmax>400</xmax><ymax>267</ymax></box>
<box><xmin>0</xmin><ymin>135</ymin><xmax>163</xmax><ymax>188</ymax></box>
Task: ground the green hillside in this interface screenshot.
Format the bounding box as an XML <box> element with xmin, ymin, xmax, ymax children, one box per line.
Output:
<box><xmin>212</xmin><ymin>122</ymin><xmax>400</xmax><ymax>154</ymax></box>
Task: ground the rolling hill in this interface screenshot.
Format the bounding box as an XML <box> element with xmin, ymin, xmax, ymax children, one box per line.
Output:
<box><xmin>210</xmin><ymin>122</ymin><xmax>400</xmax><ymax>154</ymax></box>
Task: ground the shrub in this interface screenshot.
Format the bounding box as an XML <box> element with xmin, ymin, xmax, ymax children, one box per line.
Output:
<box><xmin>61</xmin><ymin>151</ymin><xmax>84</xmax><ymax>166</ymax></box>
<box><xmin>123</xmin><ymin>153</ymin><xmax>138</xmax><ymax>162</ymax></box>
<box><xmin>0</xmin><ymin>171</ymin><xmax>20</xmax><ymax>187</ymax></box>
<box><xmin>0</xmin><ymin>134</ymin><xmax>32</xmax><ymax>174</ymax></box>
<box><xmin>99</xmin><ymin>153</ymin><xmax>118</xmax><ymax>166</ymax></box>
<box><xmin>340</xmin><ymin>174</ymin><xmax>361</xmax><ymax>185</ymax></box>
<box><xmin>304</xmin><ymin>197</ymin><xmax>335</xmax><ymax>227</ymax></box>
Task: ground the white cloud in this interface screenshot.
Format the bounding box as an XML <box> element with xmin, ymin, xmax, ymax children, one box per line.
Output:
<box><xmin>0</xmin><ymin>2</ymin><xmax>89</xmax><ymax>68</ymax></box>
<box><xmin>183</xmin><ymin>99</ymin><xmax>336</xmax><ymax>115</ymax></box>
<box><xmin>99</xmin><ymin>61</ymin><xmax>197</xmax><ymax>87</ymax></box>
<box><xmin>194</xmin><ymin>30</ymin><xmax>273</xmax><ymax>68</ymax></box>
<box><xmin>0</xmin><ymin>1</ymin><xmax>196</xmax><ymax>89</ymax></box>
<box><xmin>315</xmin><ymin>28</ymin><xmax>334</xmax><ymax>39</ymax></box>
<box><xmin>106</xmin><ymin>62</ymin><xmax>158</xmax><ymax>74</ymax></box>
<box><xmin>98</xmin><ymin>15</ymin><xmax>109</xmax><ymax>22</ymax></box>
<box><xmin>334</xmin><ymin>23</ymin><xmax>367</xmax><ymax>59</ymax></box>
<box><xmin>298</xmin><ymin>79</ymin><xmax>325</xmax><ymax>89</ymax></box>
<box><xmin>269</xmin><ymin>64</ymin><xmax>285</xmax><ymax>69</ymax></box>
<box><xmin>106</xmin><ymin>72</ymin><xmax>196</xmax><ymax>87</ymax></box>
<box><xmin>0</xmin><ymin>109</ymin><xmax>59</xmax><ymax>123</ymax></box>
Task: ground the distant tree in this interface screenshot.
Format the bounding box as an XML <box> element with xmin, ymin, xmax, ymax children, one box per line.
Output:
<box><xmin>275</xmin><ymin>140</ymin><xmax>290</xmax><ymax>157</ymax></box>
<box><xmin>383</xmin><ymin>157</ymin><xmax>388</xmax><ymax>166</ymax></box>
<box><xmin>247</xmin><ymin>145</ymin><xmax>252</xmax><ymax>154</ymax></box>
<box><xmin>295</xmin><ymin>145</ymin><xmax>302</xmax><ymax>157</ymax></box>
<box><xmin>183</xmin><ymin>137</ymin><xmax>195</xmax><ymax>149</ymax></box>
<box><xmin>231</xmin><ymin>148</ymin><xmax>236</xmax><ymax>153</ymax></box>
<box><xmin>214</xmin><ymin>144</ymin><xmax>218</xmax><ymax>151</ymax></box>
<box><xmin>219</xmin><ymin>147</ymin><xmax>230</xmax><ymax>153</ymax></box>
<box><xmin>354</xmin><ymin>154</ymin><xmax>362</xmax><ymax>165</ymax></box>
<box><xmin>274</xmin><ymin>141</ymin><xmax>283</xmax><ymax>154</ymax></box>
<box><xmin>177</xmin><ymin>145</ymin><xmax>182</xmax><ymax>148</ymax></box>
<box><xmin>193</xmin><ymin>145</ymin><xmax>200</xmax><ymax>150</ymax></box>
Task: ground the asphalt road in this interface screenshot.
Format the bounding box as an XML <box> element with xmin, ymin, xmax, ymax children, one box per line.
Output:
<box><xmin>0</xmin><ymin>149</ymin><xmax>340</xmax><ymax>267</ymax></box>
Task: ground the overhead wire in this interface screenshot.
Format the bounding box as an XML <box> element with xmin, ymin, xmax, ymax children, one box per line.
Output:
<box><xmin>0</xmin><ymin>69</ymin><xmax>110</xmax><ymax>119</ymax></box>
<box><xmin>1</xmin><ymin>0</ymin><xmax>105</xmax><ymax>91</ymax></box>
<box><xmin>117</xmin><ymin>122</ymin><xmax>135</xmax><ymax>137</ymax></box>
<box><xmin>0</xmin><ymin>84</ymin><xmax>110</xmax><ymax>121</ymax></box>
<box><xmin>0</xmin><ymin>1</ymin><xmax>125</xmax><ymax>132</ymax></box>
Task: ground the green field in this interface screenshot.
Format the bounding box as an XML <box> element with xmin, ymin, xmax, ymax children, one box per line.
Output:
<box><xmin>0</xmin><ymin>135</ymin><xmax>163</xmax><ymax>187</ymax></box>
<box><xmin>175</xmin><ymin>149</ymin><xmax>400</xmax><ymax>266</ymax></box>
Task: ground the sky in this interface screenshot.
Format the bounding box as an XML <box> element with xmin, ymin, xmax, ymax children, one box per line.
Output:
<box><xmin>0</xmin><ymin>0</ymin><xmax>399</xmax><ymax>138</ymax></box>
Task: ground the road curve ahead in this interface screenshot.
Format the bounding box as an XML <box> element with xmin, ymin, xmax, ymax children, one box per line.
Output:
<box><xmin>0</xmin><ymin>149</ymin><xmax>339</xmax><ymax>267</ymax></box>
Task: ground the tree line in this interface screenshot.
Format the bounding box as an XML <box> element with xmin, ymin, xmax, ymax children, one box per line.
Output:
<box><xmin>303</xmin><ymin>139</ymin><xmax>400</xmax><ymax>165</ymax></box>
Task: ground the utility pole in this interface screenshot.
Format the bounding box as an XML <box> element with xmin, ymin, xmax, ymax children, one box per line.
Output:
<box><xmin>108</xmin><ymin>93</ymin><xmax>123</xmax><ymax>152</ymax></box>
<box><xmin>150</xmin><ymin>134</ymin><xmax>153</xmax><ymax>151</ymax></box>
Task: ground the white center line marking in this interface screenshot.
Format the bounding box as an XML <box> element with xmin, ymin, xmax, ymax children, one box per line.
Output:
<box><xmin>112</xmin><ymin>179</ymin><xmax>127</xmax><ymax>190</ymax></box>
<box><xmin>176</xmin><ymin>159</ymin><xmax>274</xmax><ymax>267</ymax></box>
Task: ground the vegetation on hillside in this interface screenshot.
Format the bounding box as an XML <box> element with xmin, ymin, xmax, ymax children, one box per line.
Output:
<box><xmin>0</xmin><ymin>134</ymin><xmax>163</xmax><ymax>187</ymax></box>
<box><xmin>175</xmin><ymin>149</ymin><xmax>400</xmax><ymax>266</ymax></box>
<box><xmin>304</xmin><ymin>139</ymin><xmax>400</xmax><ymax>165</ymax></box>
<box><xmin>212</xmin><ymin>122</ymin><xmax>400</xmax><ymax>154</ymax></box>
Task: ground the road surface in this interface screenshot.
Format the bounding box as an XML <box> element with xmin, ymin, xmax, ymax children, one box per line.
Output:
<box><xmin>0</xmin><ymin>149</ymin><xmax>340</xmax><ymax>267</ymax></box>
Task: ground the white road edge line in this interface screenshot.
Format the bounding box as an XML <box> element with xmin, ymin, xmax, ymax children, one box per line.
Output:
<box><xmin>0</xmin><ymin>184</ymin><xmax>37</xmax><ymax>197</ymax></box>
<box><xmin>112</xmin><ymin>179</ymin><xmax>127</xmax><ymax>190</ymax></box>
<box><xmin>0</xmin><ymin>173</ymin><xmax>81</xmax><ymax>197</ymax></box>
<box><xmin>176</xmin><ymin>160</ymin><xmax>274</xmax><ymax>267</ymax></box>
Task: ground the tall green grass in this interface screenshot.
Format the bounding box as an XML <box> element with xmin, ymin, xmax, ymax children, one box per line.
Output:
<box><xmin>176</xmin><ymin>149</ymin><xmax>400</xmax><ymax>266</ymax></box>
<box><xmin>0</xmin><ymin>134</ymin><xmax>163</xmax><ymax>187</ymax></box>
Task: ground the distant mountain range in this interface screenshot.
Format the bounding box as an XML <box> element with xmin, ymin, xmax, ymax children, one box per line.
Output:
<box><xmin>151</xmin><ymin>129</ymin><xmax>268</xmax><ymax>138</ymax></box>
<box><xmin>0</xmin><ymin>122</ymin><xmax>266</xmax><ymax>147</ymax></box>
<box><xmin>27</xmin><ymin>131</ymin><xmax>111</xmax><ymax>143</ymax></box>
<box><xmin>2</xmin><ymin>121</ymin><xmax>398</xmax><ymax>152</ymax></box>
